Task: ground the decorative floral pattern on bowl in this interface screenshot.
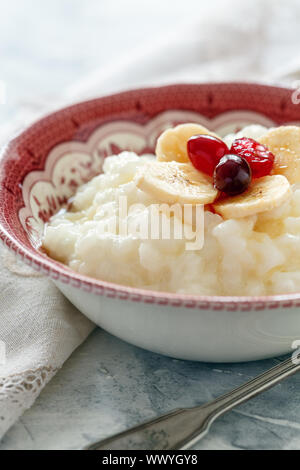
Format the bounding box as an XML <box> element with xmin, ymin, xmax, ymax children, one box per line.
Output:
<box><xmin>1</xmin><ymin>83</ymin><xmax>300</xmax><ymax>309</ymax></box>
<box><xmin>19</xmin><ymin>109</ymin><xmax>277</xmax><ymax>244</ymax></box>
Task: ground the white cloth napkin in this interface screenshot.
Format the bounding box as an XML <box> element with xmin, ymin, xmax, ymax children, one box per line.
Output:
<box><xmin>1</xmin><ymin>0</ymin><xmax>300</xmax><ymax>440</ymax></box>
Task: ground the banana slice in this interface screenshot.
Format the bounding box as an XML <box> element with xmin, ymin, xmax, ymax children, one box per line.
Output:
<box><xmin>135</xmin><ymin>161</ymin><xmax>218</xmax><ymax>205</ymax></box>
<box><xmin>156</xmin><ymin>123</ymin><xmax>219</xmax><ymax>163</ymax></box>
<box><xmin>259</xmin><ymin>126</ymin><xmax>300</xmax><ymax>184</ymax></box>
<box><xmin>213</xmin><ymin>175</ymin><xmax>291</xmax><ymax>219</ymax></box>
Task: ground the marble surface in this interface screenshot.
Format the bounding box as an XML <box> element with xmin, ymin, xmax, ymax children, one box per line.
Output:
<box><xmin>0</xmin><ymin>329</ymin><xmax>299</xmax><ymax>450</ymax></box>
<box><xmin>0</xmin><ymin>0</ymin><xmax>300</xmax><ymax>450</ymax></box>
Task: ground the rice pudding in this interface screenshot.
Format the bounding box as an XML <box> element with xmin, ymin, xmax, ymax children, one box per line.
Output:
<box><xmin>43</xmin><ymin>123</ymin><xmax>300</xmax><ymax>296</ymax></box>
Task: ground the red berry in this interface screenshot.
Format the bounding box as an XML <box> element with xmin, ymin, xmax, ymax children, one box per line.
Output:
<box><xmin>230</xmin><ymin>137</ymin><xmax>274</xmax><ymax>178</ymax></box>
<box><xmin>187</xmin><ymin>134</ymin><xmax>229</xmax><ymax>176</ymax></box>
<box><xmin>214</xmin><ymin>154</ymin><xmax>251</xmax><ymax>196</ymax></box>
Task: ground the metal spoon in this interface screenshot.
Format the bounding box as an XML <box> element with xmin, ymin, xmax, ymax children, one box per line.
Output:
<box><xmin>87</xmin><ymin>356</ymin><xmax>300</xmax><ymax>450</ymax></box>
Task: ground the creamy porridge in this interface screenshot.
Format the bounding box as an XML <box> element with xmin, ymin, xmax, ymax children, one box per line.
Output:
<box><xmin>43</xmin><ymin>124</ymin><xmax>300</xmax><ymax>296</ymax></box>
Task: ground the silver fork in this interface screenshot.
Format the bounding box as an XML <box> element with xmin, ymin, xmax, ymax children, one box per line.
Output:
<box><xmin>87</xmin><ymin>356</ymin><xmax>300</xmax><ymax>450</ymax></box>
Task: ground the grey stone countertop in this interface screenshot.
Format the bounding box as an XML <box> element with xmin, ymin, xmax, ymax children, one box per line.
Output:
<box><xmin>1</xmin><ymin>329</ymin><xmax>299</xmax><ymax>450</ymax></box>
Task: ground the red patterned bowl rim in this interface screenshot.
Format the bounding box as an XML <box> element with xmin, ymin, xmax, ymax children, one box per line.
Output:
<box><xmin>1</xmin><ymin>82</ymin><xmax>300</xmax><ymax>311</ymax></box>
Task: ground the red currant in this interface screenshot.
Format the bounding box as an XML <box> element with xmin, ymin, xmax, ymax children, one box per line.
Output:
<box><xmin>230</xmin><ymin>137</ymin><xmax>274</xmax><ymax>178</ymax></box>
<box><xmin>214</xmin><ymin>154</ymin><xmax>251</xmax><ymax>196</ymax></box>
<box><xmin>187</xmin><ymin>134</ymin><xmax>229</xmax><ymax>176</ymax></box>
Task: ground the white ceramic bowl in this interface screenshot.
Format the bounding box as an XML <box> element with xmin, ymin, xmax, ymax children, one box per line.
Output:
<box><xmin>1</xmin><ymin>83</ymin><xmax>300</xmax><ymax>362</ymax></box>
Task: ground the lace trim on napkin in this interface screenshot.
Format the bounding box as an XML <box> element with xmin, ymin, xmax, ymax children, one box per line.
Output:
<box><xmin>0</xmin><ymin>367</ymin><xmax>58</xmax><ymax>437</ymax></box>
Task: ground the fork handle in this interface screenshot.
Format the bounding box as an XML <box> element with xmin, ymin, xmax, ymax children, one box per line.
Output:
<box><xmin>87</xmin><ymin>357</ymin><xmax>300</xmax><ymax>450</ymax></box>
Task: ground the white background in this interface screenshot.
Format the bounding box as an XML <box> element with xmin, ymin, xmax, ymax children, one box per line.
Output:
<box><xmin>0</xmin><ymin>0</ymin><xmax>221</xmax><ymax>125</ymax></box>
